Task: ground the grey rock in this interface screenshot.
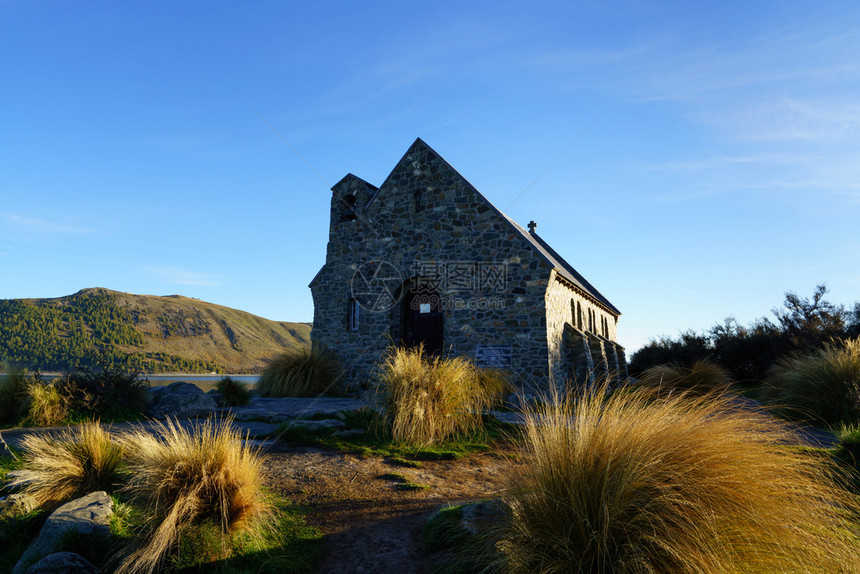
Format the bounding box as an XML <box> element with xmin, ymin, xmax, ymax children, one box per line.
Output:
<box><xmin>13</xmin><ymin>491</ymin><xmax>113</xmax><ymax>574</ymax></box>
<box><xmin>0</xmin><ymin>492</ymin><xmax>38</xmax><ymax>519</ymax></box>
<box><xmin>26</xmin><ymin>552</ymin><xmax>100</xmax><ymax>574</ymax></box>
<box><xmin>146</xmin><ymin>382</ymin><xmax>216</xmax><ymax>419</ymax></box>
<box><xmin>291</xmin><ymin>419</ymin><xmax>346</xmax><ymax>432</ymax></box>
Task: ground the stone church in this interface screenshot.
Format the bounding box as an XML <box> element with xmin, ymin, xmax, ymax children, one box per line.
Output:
<box><xmin>309</xmin><ymin>138</ymin><xmax>627</xmax><ymax>390</ymax></box>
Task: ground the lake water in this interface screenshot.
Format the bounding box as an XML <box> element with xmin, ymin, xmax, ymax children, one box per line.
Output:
<box><xmin>146</xmin><ymin>374</ymin><xmax>259</xmax><ymax>392</ymax></box>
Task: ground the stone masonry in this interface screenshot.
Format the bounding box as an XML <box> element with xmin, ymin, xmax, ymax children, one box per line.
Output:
<box><xmin>309</xmin><ymin>138</ymin><xmax>626</xmax><ymax>391</ymax></box>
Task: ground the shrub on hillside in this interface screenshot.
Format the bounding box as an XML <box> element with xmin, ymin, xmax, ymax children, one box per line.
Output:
<box><xmin>116</xmin><ymin>418</ymin><xmax>271</xmax><ymax>574</ymax></box>
<box><xmin>216</xmin><ymin>376</ymin><xmax>251</xmax><ymax>407</ymax></box>
<box><xmin>20</xmin><ymin>422</ymin><xmax>123</xmax><ymax>506</ymax></box>
<box><xmin>638</xmin><ymin>358</ymin><xmax>733</xmax><ymax>396</ymax></box>
<box><xmin>765</xmin><ymin>337</ymin><xmax>860</xmax><ymax>427</ymax></box>
<box><xmin>257</xmin><ymin>345</ymin><xmax>342</xmax><ymax>397</ymax></box>
<box><xmin>376</xmin><ymin>346</ymin><xmax>509</xmax><ymax>446</ymax></box>
<box><xmin>499</xmin><ymin>385</ymin><xmax>860</xmax><ymax>573</ymax></box>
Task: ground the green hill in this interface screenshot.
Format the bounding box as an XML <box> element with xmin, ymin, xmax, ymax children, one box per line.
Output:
<box><xmin>0</xmin><ymin>288</ymin><xmax>311</xmax><ymax>373</ymax></box>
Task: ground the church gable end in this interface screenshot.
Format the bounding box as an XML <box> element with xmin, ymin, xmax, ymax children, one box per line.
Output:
<box><xmin>310</xmin><ymin>138</ymin><xmax>625</xmax><ymax>390</ymax></box>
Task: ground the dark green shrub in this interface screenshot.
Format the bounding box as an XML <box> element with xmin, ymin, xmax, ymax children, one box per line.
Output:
<box><xmin>0</xmin><ymin>364</ymin><xmax>31</xmax><ymax>423</ymax></box>
<box><xmin>216</xmin><ymin>377</ymin><xmax>251</xmax><ymax>407</ymax></box>
<box><xmin>55</xmin><ymin>362</ymin><xmax>150</xmax><ymax>420</ymax></box>
<box><xmin>257</xmin><ymin>346</ymin><xmax>342</xmax><ymax>397</ymax></box>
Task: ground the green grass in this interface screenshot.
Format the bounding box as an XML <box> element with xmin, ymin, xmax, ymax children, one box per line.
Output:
<box><xmin>0</xmin><ymin>508</ymin><xmax>49</xmax><ymax>574</ymax></box>
<box><xmin>257</xmin><ymin>346</ymin><xmax>342</xmax><ymax>397</ymax></box>
<box><xmin>374</xmin><ymin>345</ymin><xmax>509</xmax><ymax>446</ymax></box>
<box><xmin>274</xmin><ymin>409</ymin><xmax>516</xmax><ymax>462</ymax></box>
<box><xmin>423</xmin><ymin>504</ymin><xmax>503</xmax><ymax>574</ymax></box>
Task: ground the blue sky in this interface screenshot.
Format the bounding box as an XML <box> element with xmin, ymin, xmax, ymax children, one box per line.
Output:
<box><xmin>1</xmin><ymin>0</ymin><xmax>858</xmax><ymax>353</ymax></box>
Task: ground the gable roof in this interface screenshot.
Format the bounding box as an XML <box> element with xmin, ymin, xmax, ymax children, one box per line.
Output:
<box><xmin>316</xmin><ymin>138</ymin><xmax>620</xmax><ymax>315</ymax></box>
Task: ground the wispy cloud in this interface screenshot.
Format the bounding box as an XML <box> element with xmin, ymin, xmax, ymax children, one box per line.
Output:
<box><xmin>0</xmin><ymin>213</ymin><xmax>106</xmax><ymax>235</ymax></box>
<box><xmin>145</xmin><ymin>266</ymin><xmax>222</xmax><ymax>287</ymax></box>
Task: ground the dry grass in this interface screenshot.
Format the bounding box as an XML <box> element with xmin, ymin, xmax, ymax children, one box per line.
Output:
<box><xmin>766</xmin><ymin>337</ymin><xmax>860</xmax><ymax>427</ymax></box>
<box><xmin>25</xmin><ymin>380</ymin><xmax>67</xmax><ymax>426</ymax></box>
<box><xmin>500</xmin><ymin>385</ymin><xmax>860</xmax><ymax>573</ymax></box>
<box><xmin>115</xmin><ymin>418</ymin><xmax>271</xmax><ymax>574</ymax></box>
<box><xmin>638</xmin><ymin>358</ymin><xmax>733</xmax><ymax>396</ymax></box>
<box><xmin>19</xmin><ymin>421</ymin><xmax>123</xmax><ymax>506</ymax></box>
<box><xmin>257</xmin><ymin>345</ymin><xmax>342</xmax><ymax>397</ymax></box>
<box><xmin>375</xmin><ymin>345</ymin><xmax>509</xmax><ymax>446</ymax></box>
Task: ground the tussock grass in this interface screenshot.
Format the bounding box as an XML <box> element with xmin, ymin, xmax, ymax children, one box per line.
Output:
<box><xmin>257</xmin><ymin>345</ymin><xmax>342</xmax><ymax>397</ymax></box>
<box><xmin>766</xmin><ymin>337</ymin><xmax>860</xmax><ymax>427</ymax></box>
<box><xmin>25</xmin><ymin>380</ymin><xmax>67</xmax><ymax>426</ymax></box>
<box><xmin>375</xmin><ymin>346</ymin><xmax>509</xmax><ymax>446</ymax></box>
<box><xmin>501</xmin><ymin>385</ymin><xmax>860</xmax><ymax>573</ymax></box>
<box><xmin>639</xmin><ymin>358</ymin><xmax>733</xmax><ymax>396</ymax></box>
<box><xmin>216</xmin><ymin>376</ymin><xmax>251</xmax><ymax>407</ymax></box>
<box><xmin>19</xmin><ymin>422</ymin><xmax>123</xmax><ymax>506</ymax></box>
<box><xmin>116</xmin><ymin>418</ymin><xmax>271</xmax><ymax>574</ymax></box>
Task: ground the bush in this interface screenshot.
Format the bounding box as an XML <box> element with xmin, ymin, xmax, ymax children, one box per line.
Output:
<box><xmin>216</xmin><ymin>376</ymin><xmax>251</xmax><ymax>407</ymax></box>
<box><xmin>0</xmin><ymin>364</ymin><xmax>31</xmax><ymax>423</ymax></box>
<box><xmin>56</xmin><ymin>362</ymin><xmax>150</xmax><ymax>420</ymax></box>
<box><xmin>638</xmin><ymin>358</ymin><xmax>733</xmax><ymax>396</ymax></box>
<box><xmin>257</xmin><ymin>345</ymin><xmax>342</xmax><ymax>397</ymax></box>
<box><xmin>116</xmin><ymin>418</ymin><xmax>271</xmax><ymax>574</ymax></box>
<box><xmin>25</xmin><ymin>380</ymin><xmax>67</xmax><ymax>426</ymax></box>
<box><xmin>765</xmin><ymin>337</ymin><xmax>860</xmax><ymax>427</ymax></box>
<box><xmin>499</xmin><ymin>385</ymin><xmax>860</xmax><ymax>573</ymax></box>
<box><xmin>375</xmin><ymin>346</ymin><xmax>509</xmax><ymax>446</ymax></box>
<box><xmin>19</xmin><ymin>422</ymin><xmax>123</xmax><ymax>506</ymax></box>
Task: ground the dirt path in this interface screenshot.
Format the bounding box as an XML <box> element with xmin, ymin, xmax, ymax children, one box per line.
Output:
<box><xmin>261</xmin><ymin>444</ymin><xmax>521</xmax><ymax>574</ymax></box>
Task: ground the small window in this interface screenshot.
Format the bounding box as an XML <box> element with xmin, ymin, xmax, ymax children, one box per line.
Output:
<box><xmin>347</xmin><ymin>298</ymin><xmax>359</xmax><ymax>331</ymax></box>
<box><xmin>414</xmin><ymin>189</ymin><xmax>423</xmax><ymax>212</ymax></box>
<box><xmin>342</xmin><ymin>194</ymin><xmax>357</xmax><ymax>221</ymax></box>
<box><xmin>577</xmin><ymin>302</ymin><xmax>583</xmax><ymax>330</ymax></box>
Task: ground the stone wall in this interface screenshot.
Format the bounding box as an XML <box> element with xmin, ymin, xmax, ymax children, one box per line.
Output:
<box><xmin>311</xmin><ymin>141</ymin><xmax>554</xmax><ymax>390</ymax></box>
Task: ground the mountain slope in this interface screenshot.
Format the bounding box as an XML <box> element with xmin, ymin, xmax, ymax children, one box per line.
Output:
<box><xmin>0</xmin><ymin>288</ymin><xmax>310</xmax><ymax>373</ymax></box>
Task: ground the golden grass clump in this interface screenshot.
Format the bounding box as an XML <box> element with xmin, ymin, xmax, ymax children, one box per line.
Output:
<box><xmin>501</xmin><ymin>385</ymin><xmax>860</xmax><ymax>573</ymax></box>
<box><xmin>116</xmin><ymin>418</ymin><xmax>270</xmax><ymax>574</ymax></box>
<box><xmin>766</xmin><ymin>337</ymin><xmax>860</xmax><ymax>427</ymax></box>
<box><xmin>638</xmin><ymin>358</ymin><xmax>733</xmax><ymax>396</ymax></box>
<box><xmin>20</xmin><ymin>421</ymin><xmax>123</xmax><ymax>506</ymax></box>
<box><xmin>376</xmin><ymin>345</ymin><xmax>508</xmax><ymax>446</ymax></box>
<box><xmin>256</xmin><ymin>345</ymin><xmax>342</xmax><ymax>397</ymax></box>
<box><xmin>25</xmin><ymin>379</ymin><xmax>67</xmax><ymax>426</ymax></box>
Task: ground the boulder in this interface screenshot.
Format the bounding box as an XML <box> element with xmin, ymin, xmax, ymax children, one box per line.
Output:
<box><xmin>0</xmin><ymin>493</ymin><xmax>38</xmax><ymax>519</ymax></box>
<box><xmin>13</xmin><ymin>491</ymin><xmax>113</xmax><ymax>574</ymax></box>
<box><xmin>146</xmin><ymin>382</ymin><xmax>216</xmax><ymax>419</ymax></box>
<box><xmin>26</xmin><ymin>552</ymin><xmax>100</xmax><ymax>574</ymax></box>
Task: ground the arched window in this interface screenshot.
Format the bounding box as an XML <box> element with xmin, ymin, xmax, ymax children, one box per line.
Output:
<box><xmin>576</xmin><ymin>301</ymin><xmax>583</xmax><ymax>330</ymax></box>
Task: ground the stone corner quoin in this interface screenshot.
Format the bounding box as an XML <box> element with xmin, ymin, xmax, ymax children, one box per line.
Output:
<box><xmin>309</xmin><ymin>137</ymin><xmax>627</xmax><ymax>392</ymax></box>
